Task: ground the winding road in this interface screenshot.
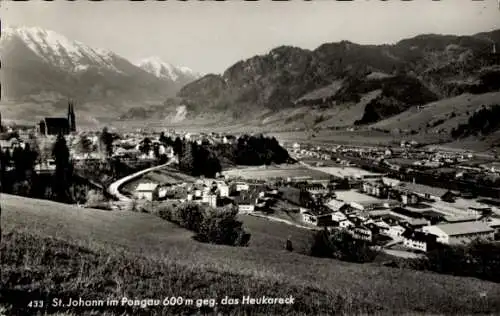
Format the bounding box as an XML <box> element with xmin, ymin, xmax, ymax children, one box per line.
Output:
<box><xmin>107</xmin><ymin>158</ymin><xmax>177</xmax><ymax>202</ymax></box>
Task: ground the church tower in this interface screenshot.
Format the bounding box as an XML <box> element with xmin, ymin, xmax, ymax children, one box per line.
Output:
<box><xmin>68</xmin><ymin>100</ymin><xmax>76</xmax><ymax>132</ymax></box>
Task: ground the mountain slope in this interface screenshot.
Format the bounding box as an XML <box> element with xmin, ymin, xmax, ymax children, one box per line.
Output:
<box><xmin>0</xmin><ymin>26</ymin><xmax>199</xmax><ymax>121</ymax></box>
<box><xmin>177</xmin><ymin>29</ymin><xmax>500</xmax><ymax>125</ymax></box>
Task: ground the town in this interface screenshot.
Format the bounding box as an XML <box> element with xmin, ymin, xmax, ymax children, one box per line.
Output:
<box><xmin>1</xmin><ymin>103</ymin><xmax>500</xmax><ymax>260</ymax></box>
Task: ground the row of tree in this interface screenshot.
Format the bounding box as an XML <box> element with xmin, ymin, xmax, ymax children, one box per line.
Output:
<box><xmin>409</xmin><ymin>240</ymin><xmax>500</xmax><ymax>283</ymax></box>
<box><xmin>451</xmin><ymin>104</ymin><xmax>500</xmax><ymax>138</ymax></box>
<box><xmin>310</xmin><ymin>227</ymin><xmax>500</xmax><ymax>284</ymax></box>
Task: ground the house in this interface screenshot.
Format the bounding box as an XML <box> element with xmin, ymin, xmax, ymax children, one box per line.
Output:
<box><xmin>230</xmin><ymin>182</ymin><xmax>250</xmax><ymax>195</ymax></box>
<box><xmin>401</xmin><ymin>192</ymin><xmax>419</xmax><ymax>205</ymax></box>
<box><xmin>374</xmin><ymin>220</ymin><xmax>391</xmax><ymax>235</ymax></box>
<box><xmin>325</xmin><ymin>199</ymin><xmax>350</xmax><ymax>213</ymax></box>
<box><xmin>0</xmin><ymin>137</ymin><xmax>20</xmax><ymax>150</ymax></box>
<box><xmin>441</xmin><ymin>190</ymin><xmax>457</xmax><ymax>203</ymax></box>
<box><xmin>402</xmin><ymin>229</ymin><xmax>438</xmax><ymax>252</ymax></box>
<box><xmin>421</xmin><ymin>210</ymin><xmax>447</xmax><ymax>225</ymax></box>
<box><xmin>386</xmin><ymin>224</ymin><xmax>406</xmax><ymax>239</ymax></box>
<box><xmin>134</xmin><ymin>182</ymin><xmax>159</xmax><ymax>201</ymax></box>
<box><xmin>202</xmin><ymin>193</ymin><xmax>218</xmax><ymax>208</ymax></box>
<box><xmin>362</xmin><ymin>180</ymin><xmax>389</xmax><ymax>198</ymax></box>
<box><xmin>302</xmin><ymin>211</ymin><xmax>335</xmax><ymax>226</ymax></box>
<box><xmin>349</xmin><ymin>225</ymin><xmax>373</xmax><ymax>241</ymax></box>
<box><xmin>233</xmin><ymin>189</ymin><xmax>261</xmax><ymax>213</ymax></box>
<box><xmin>422</xmin><ymin>222</ymin><xmax>495</xmax><ymax>245</ymax></box>
<box><xmin>302</xmin><ymin>183</ymin><xmax>328</xmax><ymax>195</ymax></box>
<box><xmin>396</xmin><ymin>183</ymin><xmax>449</xmax><ymax>202</ymax></box>
<box><xmin>339</xmin><ymin>219</ymin><xmax>355</xmax><ymax>229</ymax></box>
<box><xmin>217</xmin><ymin>183</ymin><xmax>230</xmax><ymax>197</ymax></box>
<box><xmin>331</xmin><ymin>211</ymin><xmax>347</xmax><ymax>222</ymax></box>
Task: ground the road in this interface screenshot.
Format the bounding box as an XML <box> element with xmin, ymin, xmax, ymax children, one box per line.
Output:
<box><xmin>107</xmin><ymin>157</ymin><xmax>177</xmax><ymax>202</ymax></box>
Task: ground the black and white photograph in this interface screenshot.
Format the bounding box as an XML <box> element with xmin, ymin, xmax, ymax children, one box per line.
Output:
<box><xmin>1</xmin><ymin>0</ymin><xmax>500</xmax><ymax>315</ymax></box>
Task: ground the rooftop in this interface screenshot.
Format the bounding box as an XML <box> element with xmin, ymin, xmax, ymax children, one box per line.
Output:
<box><xmin>313</xmin><ymin>166</ymin><xmax>383</xmax><ymax>179</ymax></box>
<box><xmin>335</xmin><ymin>190</ymin><xmax>385</xmax><ymax>204</ymax></box>
<box><xmin>397</xmin><ymin>182</ymin><xmax>449</xmax><ymax>198</ymax></box>
<box><xmin>135</xmin><ymin>182</ymin><xmax>159</xmax><ymax>192</ymax></box>
<box><xmin>430</xmin><ymin>222</ymin><xmax>494</xmax><ymax>236</ymax></box>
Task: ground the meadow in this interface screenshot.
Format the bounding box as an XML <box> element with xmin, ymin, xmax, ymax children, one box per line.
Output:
<box><xmin>2</xmin><ymin>194</ymin><xmax>500</xmax><ymax>315</ymax></box>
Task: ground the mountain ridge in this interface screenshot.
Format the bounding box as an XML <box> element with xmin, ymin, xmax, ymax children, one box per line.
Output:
<box><xmin>0</xmin><ymin>26</ymin><xmax>200</xmax><ymax>121</ymax></box>
<box><xmin>173</xmin><ymin>29</ymin><xmax>500</xmax><ymax>126</ymax></box>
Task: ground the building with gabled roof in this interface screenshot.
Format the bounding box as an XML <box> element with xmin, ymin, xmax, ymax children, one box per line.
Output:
<box><xmin>402</xmin><ymin>229</ymin><xmax>438</xmax><ymax>252</ymax></box>
<box><xmin>422</xmin><ymin>222</ymin><xmax>495</xmax><ymax>245</ymax></box>
<box><xmin>134</xmin><ymin>182</ymin><xmax>159</xmax><ymax>201</ymax></box>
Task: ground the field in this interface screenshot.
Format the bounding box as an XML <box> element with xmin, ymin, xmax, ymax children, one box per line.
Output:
<box><xmin>2</xmin><ymin>194</ymin><xmax>500</xmax><ymax>315</ymax></box>
<box><xmin>222</xmin><ymin>165</ymin><xmax>332</xmax><ymax>180</ymax></box>
<box><xmin>121</xmin><ymin>167</ymin><xmax>197</xmax><ymax>195</ymax></box>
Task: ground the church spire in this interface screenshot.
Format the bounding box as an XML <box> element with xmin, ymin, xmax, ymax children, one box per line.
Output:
<box><xmin>68</xmin><ymin>100</ymin><xmax>76</xmax><ymax>132</ymax></box>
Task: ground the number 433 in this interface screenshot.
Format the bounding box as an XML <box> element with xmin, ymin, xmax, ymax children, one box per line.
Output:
<box><xmin>28</xmin><ymin>300</ymin><xmax>44</xmax><ymax>308</ymax></box>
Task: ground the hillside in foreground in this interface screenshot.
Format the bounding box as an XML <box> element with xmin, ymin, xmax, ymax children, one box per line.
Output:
<box><xmin>2</xmin><ymin>194</ymin><xmax>500</xmax><ymax>315</ymax></box>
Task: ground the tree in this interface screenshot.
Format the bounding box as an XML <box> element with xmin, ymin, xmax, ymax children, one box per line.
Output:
<box><xmin>139</xmin><ymin>137</ymin><xmax>152</xmax><ymax>155</ymax></box>
<box><xmin>173</xmin><ymin>137</ymin><xmax>183</xmax><ymax>156</ymax></box>
<box><xmin>77</xmin><ymin>135</ymin><xmax>93</xmax><ymax>157</ymax></box>
<box><xmin>52</xmin><ymin>133</ymin><xmax>72</xmax><ymax>202</ymax></box>
<box><xmin>99</xmin><ymin>127</ymin><xmax>114</xmax><ymax>158</ymax></box>
<box><xmin>179</xmin><ymin>141</ymin><xmax>195</xmax><ymax>172</ymax></box>
<box><xmin>196</xmin><ymin>205</ymin><xmax>250</xmax><ymax>246</ymax></box>
<box><xmin>310</xmin><ymin>229</ymin><xmax>377</xmax><ymax>263</ymax></box>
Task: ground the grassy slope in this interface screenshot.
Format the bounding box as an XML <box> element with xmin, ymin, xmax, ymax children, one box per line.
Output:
<box><xmin>2</xmin><ymin>194</ymin><xmax>500</xmax><ymax>315</ymax></box>
<box><xmin>372</xmin><ymin>92</ymin><xmax>500</xmax><ymax>134</ymax></box>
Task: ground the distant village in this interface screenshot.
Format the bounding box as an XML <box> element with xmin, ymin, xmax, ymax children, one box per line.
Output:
<box><xmin>1</xmin><ymin>104</ymin><xmax>500</xmax><ymax>256</ymax></box>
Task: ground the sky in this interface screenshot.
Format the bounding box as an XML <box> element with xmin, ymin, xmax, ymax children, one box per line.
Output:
<box><xmin>2</xmin><ymin>0</ymin><xmax>500</xmax><ymax>75</ymax></box>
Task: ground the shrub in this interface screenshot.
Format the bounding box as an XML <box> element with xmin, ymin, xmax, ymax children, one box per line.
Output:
<box><xmin>176</xmin><ymin>202</ymin><xmax>205</xmax><ymax>232</ymax></box>
<box><xmin>196</xmin><ymin>206</ymin><xmax>249</xmax><ymax>246</ymax></box>
<box><xmin>309</xmin><ymin>229</ymin><xmax>378</xmax><ymax>263</ymax></box>
<box><xmin>421</xmin><ymin>240</ymin><xmax>500</xmax><ymax>283</ymax></box>
<box><xmin>156</xmin><ymin>202</ymin><xmax>251</xmax><ymax>247</ymax></box>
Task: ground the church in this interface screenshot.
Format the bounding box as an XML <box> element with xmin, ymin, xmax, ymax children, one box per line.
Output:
<box><xmin>39</xmin><ymin>101</ymin><xmax>77</xmax><ymax>136</ymax></box>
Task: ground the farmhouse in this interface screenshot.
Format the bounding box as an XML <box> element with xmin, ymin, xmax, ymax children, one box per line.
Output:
<box><xmin>349</xmin><ymin>225</ymin><xmax>373</xmax><ymax>241</ymax></box>
<box><xmin>302</xmin><ymin>211</ymin><xmax>336</xmax><ymax>226</ymax></box>
<box><xmin>134</xmin><ymin>182</ymin><xmax>159</xmax><ymax>201</ymax></box>
<box><xmin>422</xmin><ymin>222</ymin><xmax>495</xmax><ymax>245</ymax></box>
<box><xmin>402</xmin><ymin>229</ymin><xmax>438</xmax><ymax>252</ymax></box>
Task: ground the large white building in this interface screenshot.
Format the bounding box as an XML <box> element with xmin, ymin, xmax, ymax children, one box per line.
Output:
<box><xmin>422</xmin><ymin>222</ymin><xmax>495</xmax><ymax>245</ymax></box>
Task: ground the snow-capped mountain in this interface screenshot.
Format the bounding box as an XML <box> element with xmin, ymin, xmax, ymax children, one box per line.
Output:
<box><xmin>0</xmin><ymin>26</ymin><xmax>200</xmax><ymax>121</ymax></box>
<box><xmin>135</xmin><ymin>56</ymin><xmax>201</xmax><ymax>84</ymax></box>
<box><xmin>1</xmin><ymin>26</ymin><xmax>122</xmax><ymax>74</ymax></box>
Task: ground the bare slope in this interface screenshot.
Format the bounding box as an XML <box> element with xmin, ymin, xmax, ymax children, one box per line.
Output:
<box><xmin>2</xmin><ymin>194</ymin><xmax>500</xmax><ymax>315</ymax></box>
